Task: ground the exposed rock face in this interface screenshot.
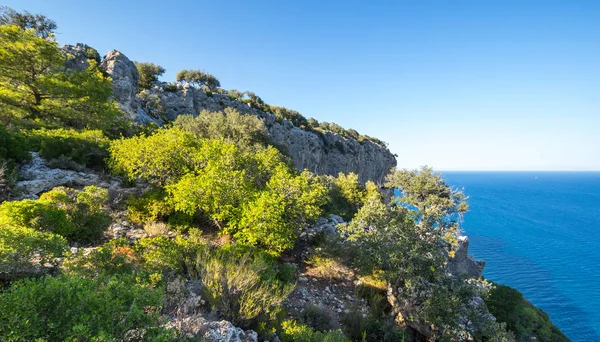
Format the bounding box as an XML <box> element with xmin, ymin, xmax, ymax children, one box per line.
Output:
<box><xmin>101</xmin><ymin>49</ymin><xmax>397</xmax><ymax>184</ymax></box>
<box><xmin>62</xmin><ymin>43</ymin><xmax>91</xmax><ymax>71</ymax></box>
<box><xmin>167</xmin><ymin>316</ymin><xmax>258</xmax><ymax>342</ymax></box>
<box><xmin>16</xmin><ymin>153</ymin><xmax>104</xmax><ymax>199</ymax></box>
<box><xmin>447</xmin><ymin>236</ymin><xmax>486</xmax><ymax>278</ymax></box>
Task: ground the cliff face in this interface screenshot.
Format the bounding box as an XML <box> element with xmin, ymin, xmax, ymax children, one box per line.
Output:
<box><xmin>96</xmin><ymin>50</ymin><xmax>397</xmax><ymax>184</ymax></box>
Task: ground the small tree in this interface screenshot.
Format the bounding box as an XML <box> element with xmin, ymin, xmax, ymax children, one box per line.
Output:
<box><xmin>175</xmin><ymin>69</ymin><xmax>220</xmax><ymax>91</ymax></box>
<box><xmin>134</xmin><ymin>62</ymin><xmax>165</xmax><ymax>91</ymax></box>
<box><xmin>0</xmin><ymin>6</ymin><xmax>56</xmax><ymax>38</ymax></box>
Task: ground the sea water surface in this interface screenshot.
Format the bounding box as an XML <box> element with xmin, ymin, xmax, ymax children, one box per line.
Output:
<box><xmin>442</xmin><ymin>172</ymin><xmax>600</xmax><ymax>341</ymax></box>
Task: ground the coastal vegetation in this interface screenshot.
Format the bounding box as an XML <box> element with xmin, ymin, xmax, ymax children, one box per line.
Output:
<box><xmin>0</xmin><ymin>7</ymin><xmax>567</xmax><ymax>342</ymax></box>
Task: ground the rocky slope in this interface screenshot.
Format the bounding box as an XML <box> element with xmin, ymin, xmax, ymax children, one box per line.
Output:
<box><xmin>88</xmin><ymin>48</ymin><xmax>396</xmax><ymax>185</ymax></box>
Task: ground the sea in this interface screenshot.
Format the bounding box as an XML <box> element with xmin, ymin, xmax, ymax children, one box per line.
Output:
<box><xmin>442</xmin><ymin>172</ymin><xmax>600</xmax><ymax>341</ymax></box>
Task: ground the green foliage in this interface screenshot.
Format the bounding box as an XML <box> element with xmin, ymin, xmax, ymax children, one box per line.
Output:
<box><xmin>111</xmin><ymin>126</ymin><xmax>326</xmax><ymax>254</ymax></box>
<box><xmin>176</xmin><ymin>69</ymin><xmax>220</xmax><ymax>90</ymax></box>
<box><xmin>0</xmin><ymin>6</ymin><xmax>56</xmax><ymax>38</ymax></box>
<box><xmin>228</xmin><ymin>88</ymin><xmax>244</xmax><ymax>101</ymax></box>
<box><xmin>234</xmin><ymin>169</ymin><xmax>327</xmax><ymax>254</ymax></box>
<box><xmin>487</xmin><ymin>284</ymin><xmax>568</xmax><ymax>342</ymax></box>
<box><xmin>322</xmin><ymin>172</ymin><xmax>368</xmax><ymax>220</ymax></box>
<box><xmin>300</xmin><ymin>305</ymin><xmax>334</xmax><ymax>332</ymax></box>
<box><xmin>0</xmin><ymin>25</ymin><xmax>122</xmax><ymax>131</ymax></box>
<box><xmin>0</xmin><ymin>159</ymin><xmax>18</xmax><ymax>201</ymax></box>
<box><xmin>0</xmin><ymin>274</ymin><xmax>172</xmax><ymax>341</ymax></box>
<box><xmin>279</xmin><ymin>320</ymin><xmax>349</xmax><ymax>342</ymax></box>
<box><xmin>173</xmin><ymin>107</ymin><xmax>270</xmax><ymax>152</ymax></box>
<box><xmin>126</xmin><ymin>188</ymin><xmax>174</xmax><ymax>224</ymax></box>
<box><xmin>185</xmin><ymin>244</ymin><xmax>294</xmax><ymax>326</ymax></box>
<box><xmin>0</xmin><ymin>223</ymin><xmax>67</xmax><ymax>279</ymax></box>
<box><xmin>0</xmin><ymin>186</ymin><xmax>110</xmax><ymax>243</ymax></box>
<box><xmin>0</xmin><ymin>124</ymin><xmax>29</xmax><ymax>162</ymax></box>
<box><xmin>26</xmin><ymin>128</ymin><xmax>110</xmax><ymax>169</ymax></box>
<box><xmin>109</xmin><ymin>127</ymin><xmax>201</xmax><ymax>186</ymax></box>
<box><xmin>270</xmin><ymin>105</ymin><xmax>309</xmax><ymax>127</ymax></box>
<box><xmin>341</xmin><ymin>308</ymin><xmax>407</xmax><ymax>342</ymax></box>
<box><xmin>386</xmin><ymin>166</ymin><xmax>468</xmax><ymax>242</ymax></box>
<box><xmin>135</xmin><ymin>61</ymin><xmax>165</xmax><ymax>91</ymax></box>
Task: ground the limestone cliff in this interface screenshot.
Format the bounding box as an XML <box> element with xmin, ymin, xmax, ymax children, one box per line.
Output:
<box><xmin>96</xmin><ymin>50</ymin><xmax>397</xmax><ymax>184</ymax></box>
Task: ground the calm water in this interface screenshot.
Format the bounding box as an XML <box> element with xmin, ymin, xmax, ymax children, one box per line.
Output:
<box><xmin>442</xmin><ymin>172</ymin><xmax>600</xmax><ymax>341</ymax></box>
<box><xmin>443</xmin><ymin>172</ymin><xmax>600</xmax><ymax>341</ymax></box>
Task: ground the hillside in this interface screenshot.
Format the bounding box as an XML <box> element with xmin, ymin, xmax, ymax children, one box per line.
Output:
<box><xmin>0</xmin><ymin>8</ymin><xmax>567</xmax><ymax>342</ymax></box>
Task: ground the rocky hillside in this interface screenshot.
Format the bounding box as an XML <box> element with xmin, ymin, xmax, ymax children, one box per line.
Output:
<box><xmin>65</xmin><ymin>45</ymin><xmax>397</xmax><ymax>185</ymax></box>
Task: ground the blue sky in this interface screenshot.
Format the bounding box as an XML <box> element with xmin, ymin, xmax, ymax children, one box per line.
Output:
<box><xmin>6</xmin><ymin>0</ymin><xmax>599</xmax><ymax>170</ymax></box>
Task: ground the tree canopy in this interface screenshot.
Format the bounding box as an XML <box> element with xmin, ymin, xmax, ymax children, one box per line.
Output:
<box><xmin>176</xmin><ymin>69</ymin><xmax>220</xmax><ymax>90</ymax></box>
<box><xmin>0</xmin><ymin>6</ymin><xmax>56</xmax><ymax>38</ymax></box>
<box><xmin>0</xmin><ymin>25</ymin><xmax>121</xmax><ymax>131</ymax></box>
<box><xmin>134</xmin><ymin>61</ymin><xmax>165</xmax><ymax>91</ymax></box>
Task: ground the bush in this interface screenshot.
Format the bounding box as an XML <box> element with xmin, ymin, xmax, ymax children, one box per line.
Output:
<box><xmin>26</xmin><ymin>128</ymin><xmax>110</xmax><ymax>169</ymax></box>
<box><xmin>305</xmin><ymin>255</ymin><xmax>354</xmax><ymax>281</ymax></box>
<box><xmin>300</xmin><ymin>305</ymin><xmax>334</xmax><ymax>332</ymax></box>
<box><xmin>0</xmin><ymin>274</ymin><xmax>172</xmax><ymax>341</ymax></box>
<box><xmin>187</xmin><ymin>247</ymin><xmax>294</xmax><ymax>326</ymax></box>
<box><xmin>126</xmin><ymin>188</ymin><xmax>174</xmax><ymax>224</ymax></box>
<box><xmin>144</xmin><ymin>221</ymin><xmax>170</xmax><ymax>237</ymax></box>
<box><xmin>270</xmin><ymin>105</ymin><xmax>309</xmax><ymax>127</ymax></box>
<box><xmin>176</xmin><ymin>69</ymin><xmax>220</xmax><ymax>90</ymax></box>
<box><xmin>0</xmin><ymin>124</ymin><xmax>29</xmax><ymax>162</ymax></box>
<box><xmin>486</xmin><ymin>284</ymin><xmax>568</xmax><ymax>342</ymax></box>
<box><xmin>0</xmin><ymin>224</ymin><xmax>67</xmax><ymax>280</ymax></box>
<box><xmin>341</xmin><ymin>308</ymin><xmax>407</xmax><ymax>342</ymax></box>
<box><xmin>173</xmin><ymin>107</ymin><xmax>270</xmax><ymax>152</ymax></box>
<box><xmin>279</xmin><ymin>320</ymin><xmax>349</xmax><ymax>342</ymax></box>
<box><xmin>0</xmin><ymin>159</ymin><xmax>18</xmax><ymax>201</ymax></box>
<box><xmin>0</xmin><ymin>186</ymin><xmax>110</xmax><ymax>243</ymax></box>
<box><xmin>322</xmin><ymin>172</ymin><xmax>367</xmax><ymax>220</ymax></box>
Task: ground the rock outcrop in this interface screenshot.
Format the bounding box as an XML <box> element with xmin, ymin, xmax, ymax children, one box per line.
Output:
<box><xmin>447</xmin><ymin>236</ymin><xmax>486</xmax><ymax>278</ymax></box>
<box><xmin>98</xmin><ymin>50</ymin><xmax>396</xmax><ymax>184</ymax></box>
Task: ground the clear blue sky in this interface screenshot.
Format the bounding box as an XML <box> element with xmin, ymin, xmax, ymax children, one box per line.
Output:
<box><xmin>7</xmin><ymin>0</ymin><xmax>600</xmax><ymax>170</ymax></box>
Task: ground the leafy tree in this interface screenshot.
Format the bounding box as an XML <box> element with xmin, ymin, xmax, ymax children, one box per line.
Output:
<box><xmin>228</xmin><ymin>88</ymin><xmax>244</xmax><ymax>100</ymax></box>
<box><xmin>135</xmin><ymin>61</ymin><xmax>165</xmax><ymax>91</ymax></box>
<box><xmin>322</xmin><ymin>172</ymin><xmax>367</xmax><ymax>220</ymax></box>
<box><xmin>176</xmin><ymin>69</ymin><xmax>220</xmax><ymax>90</ymax></box>
<box><xmin>0</xmin><ymin>25</ymin><xmax>121</xmax><ymax>130</ymax></box>
<box><xmin>385</xmin><ymin>166</ymin><xmax>468</xmax><ymax>247</ymax></box>
<box><xmin>270</xmin><ymin>105</ymin><xmax>309</xmax><ymax>127</ymax></box>
<box><xmin>173</xmin><ymin>107</ymin><xmax>270</xmax><ymax>152</ymax></box>
<box><xmin>0</xmin><ymin>6</ymin><xmax>56</xmax><ymax>38</ymax></box>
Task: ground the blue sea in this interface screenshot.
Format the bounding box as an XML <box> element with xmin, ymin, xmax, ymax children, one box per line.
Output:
<box><xmin>443</xmin><ymin>172</ymin><xmax>600</xmax><ymax>341</ymax></box>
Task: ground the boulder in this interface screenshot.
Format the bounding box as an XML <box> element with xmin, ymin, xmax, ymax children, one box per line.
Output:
<box><xmin>16</xmin><ymin>153</ymin><xmax>105</xmax><ymax>199</ymax></box>
<box><xmin>62</xmin><ymin>43</ymin><xmax>92</xmax><ymax>71</ymax></box>
<box><xmin>167</xmin><ymin>316</ymin><xmax>258</xmax><ymax>342</ymax></box>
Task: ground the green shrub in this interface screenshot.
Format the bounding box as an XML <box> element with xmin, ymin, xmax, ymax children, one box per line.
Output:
<box><xmin>187</xmin><ymin>246</ymin><xmax>294</xmax><ymax>326</ymax></box>
<box><xmin>322</xmin><ymin>172</ymin><xmax>367</xmax><ymax>220</ymax></box>
<box><xmin>279</xmin><ymin>320</ymin><xmax>349</xmax><ymax>342</ymax></box>
<box><xmin>0</xmin><ymin>124</ymin><xmax>29</xmax><ymax>162</ymax></box>
<box><xmin>173</xmin><ymin>107</ymin><xmax>270</xmax><ymax>152</ymax></box>
<box><xmin>341</xmin><ymin>308</ymin><xmax>407</xmax><ymax>342</ymax></box>
<box><xmin>300</xmin><ymin>305</ymin><xmax>334</xmax><ymax>332</ymax></box>
<box><xmin>176</xmin><ymin>69</ymin><xmax>220</xmax><ymax>90</ymax></box>
<box><xmin>164</xmin><ymin>83</ymin><xmax>178</xmax><ymax>92</ymax></box>
<box><xmin>0</xmin><ymin>186</ymin><xmax>110</xmax><ymax>243</ymax></box>
<box><xmin>26</xmin><ymin>128</ymin><xmax>110</xmax><ymax>169</ymax></box>
<box><xmin>270</xmin><ymin>105</ymin><xmax>309</xmax><ymax>127</ymax></box>
<box><xmin>126</xmin><ymin>188</ymin><xmax>174</xmax><ymax>224</ymax></box>
<box><xmin>39</xmin><ymin>186</ymin><xmax>110</xmax><ymax>243</ymax></box>
<box><xmin>0</xmin><ymin>224</ymin><xmax>67</xmax><ymax>280</ymax></box>
<box><xmin>0</xmin><ymin>159</ymin><xmax>18</xmax><ymax>201</ymax></box>
<box><xmin>486</xmin><ymin>284</ymin><xmax>568</xmax><ymax>342</ymax></box>
<box><xmin>0</xmin><ymin>274</ymin><xmax>172</xmax><ymax>341</ymax></box>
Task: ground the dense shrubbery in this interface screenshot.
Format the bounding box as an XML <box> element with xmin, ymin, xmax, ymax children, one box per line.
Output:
<box><xmin>279</xmin><ymin>320</ymin><xmax>349</xmax><ymax>342</ymax></box>
<box><xmin>487</xmin><ymin>284</ymin><xmax>569</xmax><ymax>342</ymax></box>
<box><xmin>0</xmin><ymin>274</ymin><xmax>172</xmax><ymax>341</ymax></box>
<box><xmin>26</xmin><ymin>128</ymin><xmax>110</xmax><ymax>169</ymax></box>
<box><xmin>321</xmin><ymin>172</ymin><xmax>370</xmax><ymax>220</ymax></box>
<box><xmin>173</xmin><ymin>107</ymin><xmax>271</xmax><ymax>152</ymax></box>
<box><xmin>110</xmin><ymin>126</ymin><xmax>326</xmax><ymax>254</ymax></box>
<box><xmin>0</xmin><ymin>185</ymin><xmax>110</xmax><ymax>243</ymax></box>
